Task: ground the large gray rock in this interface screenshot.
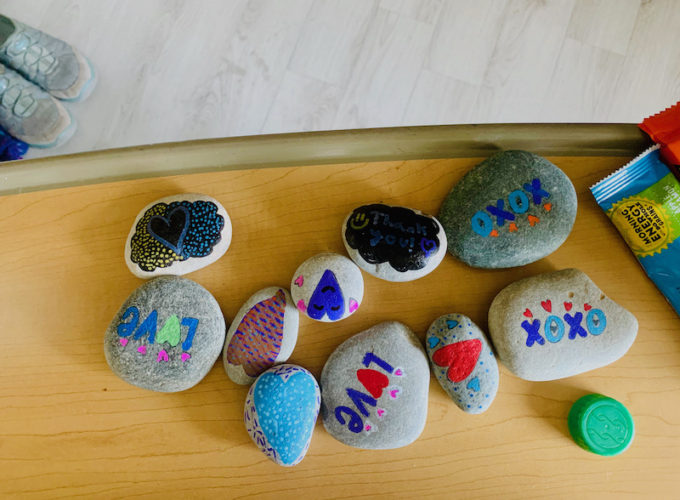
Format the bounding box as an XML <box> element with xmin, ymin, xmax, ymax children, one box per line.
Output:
<box><xmin>104</xmin><ymin>276</ymin><xmax>226</xmax><ymax>392</ymax></box>
<box><xmin>488</xmin><ymin>269</ymin><xmax>638</xmax><ymax>381</ymax></box>
<box><xmin>426</xmin><ymin>314</ymin><xmax>499</xmax><ymax>414</ymax></box>
<box><xmin>342</xmin><ymin>203</ymin><xmax>447</xmax><ymax>281</ymax></box>
<box><xmin>223</xmin><ymin>287</ymin><xmax>299</xmax><ymax>385</ymax></box>
<box><xmin>438</xmin><ymin>150</ymin><xmax>577</xmax><ymax>268</ymax></box>
<box><xmin>320</xmin><ymin>321</ymin><xmax>429</xmax><ymax>449</ymax></box>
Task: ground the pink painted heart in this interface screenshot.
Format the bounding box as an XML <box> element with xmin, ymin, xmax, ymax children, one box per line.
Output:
<box><xmin>365</xmin><ymin>424</ymin><xmax>371</xmax><ymax>431</ymax></box>
<box><xmin>348</xmin><ymin>298</ymin><xmax>359</xmax><ymax>313</ymax></box>
<box><xmin>376</xmin><ymin>408</ymin><xmax>386</xmax><ymax>418</ymax></box>
<box><xmin>157</xmin><ymin>349</ymin><xmax>169</xmax><ymax>362</ymax></box>
<box><xmin>389</xmin><ymin>387</ymin><xmax>400</xmax><ymax>399</ymax></box>
<box><xmin>119</xmin><ymin>338</ymin><xmax>128</xmax><ymax>346</ymax></box>
<box><xmin>294</xmin><ymin>275</ymin><xmax>304</xmax><ymax>287</ymax></box>
<box><xmin>297</xmin><ymin>300</ymin><xmax>307</xmax><ymax>312</ymax></box>
<box><xmin>137</xmin><ymin>345</ymin><xmax>146</xmax><ymax>355</ymax></box>
<box><xmin>181</xmin><ymin>353</ymin><xmax>191</xmax><ymax>362</ymax></box>
<box><xmin>394</xmin><ymin>368</ymin><xmax>403</xmax><ymax>377</ymax></box>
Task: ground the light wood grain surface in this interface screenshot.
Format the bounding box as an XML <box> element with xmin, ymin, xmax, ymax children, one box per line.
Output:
<box><xmin>1</xmin><ymin>153</ymin><xmax>679</xmax><ymax>499</ymax></box>
<box><xmin>2</xmin><ymin>0</ymin><xmax>679</xmax><ymax>159</ymax></box>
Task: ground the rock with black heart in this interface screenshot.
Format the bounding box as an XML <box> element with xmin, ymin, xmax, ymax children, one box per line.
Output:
<box><xmin>223</xmin><ymin>287</ymin><xmax>299</xmax><ymax>385</ymax></box>
<box><xmin>104</xmin><ymin>276</ymin><xmax>226</xmax><ymax>392</ymax></box>
<box><xmin>488</xmin><ymin>269</ymin><xmax>638</xmax><ymax>381</ymax></box>
<box><xmin>290</xmin><ymin>253</ymin><xmax>364</xmax><ymax>322</ymax></box>
<box><xmin>244</xmin><ymin>364</ymin><xmax>320</xmax><ymax>466</ymax></box>
<box><xmin>425</xmin><ymin>314</ymin><xmax>499</xmax><ymax>414</ymax></box>
<box><xmin>125</xmin><ymin>193</ymin><xmax>232</xmax><ymax>278</ymax></box>
<box><xmin>438</xmin><ymin>150</ymin><xmax>577</xmax><ymax>268</ymax></box>
<box><xmin>342</xmin><ymin>203</ymin><xmax>447</xmax><ymax>281</ymax></box>
<box><xmin>320</xmin><ymin>321</ymin><xmax>429</xmax><ymax>449</ymax></box>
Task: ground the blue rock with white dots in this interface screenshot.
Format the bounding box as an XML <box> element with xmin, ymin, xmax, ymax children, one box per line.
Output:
<box><xmin>244</xmin><ymin>364</ymin><xmax>321</xmax><ymax>466</ymax></box>
<box><xmin>425</xmin><ymin>314</ymin><xmax>499</xmax><ymax>414</ymax></box>
<box><xmin>438</xmin><ymin>150</ymin><xmax>577</xmax><ymax>268</ymax></box>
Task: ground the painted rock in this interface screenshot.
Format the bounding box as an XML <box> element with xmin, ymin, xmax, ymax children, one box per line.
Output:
<box><xmin>320</xmin><ymin>321</ymin><xmax>429</xmax><ymax>449</ymax></box>
<box><xmin>223</xmin><ymin>287</ymin><xmax>299</xmax><ymax>385</ymax></box>
<box><xmin>342</xmin><ymin>203</ymin><xmax>447</xmax><ymax>281</ymax></box>
<box><xmin>244</xmin><ymin>364</ymin><xmax>321</xmax><ymax>466</ymax></box>
<box><xmin>425</xmin><ymin>314</ymin><xmax>499</xmax><ymax>414</ymax></box>
<box><xmin>488</xmin><ymin>269</ymin><xmax>638</xmax><ymax>381</ymax></box>
<box><xmin>438</xmin><ymin>150</ymin><xmax>577</xmax><ymax>268</ymax></box>
<box><xmin>125</xmin><ymin>193</ymin><xmax>232</xmax><ymax>278</ymax></box>
<box><xmin>290</xmin><ymin>253</ymin><xmax>364</xmax><ymax>322</ymax></box>
<box><xmin>104</xmin><ymin>276</ymin><xmax>226</xmax><ymax>392</ymax></box>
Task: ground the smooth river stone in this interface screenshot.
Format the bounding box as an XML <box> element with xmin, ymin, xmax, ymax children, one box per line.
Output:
<box><xmin>244</xmin><ymin>364</ymin><xmax>320</xmax><ymax>467</ymax></box>
<box><xmin>125</xmin><ymin>193</ymin><xmax>232</xmax><ymax>278</ymax></box>
<box><xmin>290</xmin><ymin>252</ymin><xmax>364</xmax><ymax>322</ymax></box>
<box><xmin>104</xmin><ymin>276</ymin><xmax>226</xmax><ymax>392</ymax></box>
<box><xmin>342</xmin><ymin>203</ymin><xmax>447</xmax><ymax>281</ymax></box>
<box><xmin>488</xmin><ymin>269</ymin><xmax>638</xmax><ymax>381</ymax></box>
<box><xmin>320</xmin><ymin>321</ymin><xmax>429</xmax><ymax>449</ymax></box>
<box><xmin>223</xmin><ymin>287</ymin><xmax>299</xmax><ymax>385</ymax></box>
<box><xmin>438</xmin><ymin>150</ymin><xmax>577</xmax><ymax>268</ymax></box>
<box><xmin>426</xmin><ymin>314</ymin><xmax>499</xmax><ymax>414</ymax></box>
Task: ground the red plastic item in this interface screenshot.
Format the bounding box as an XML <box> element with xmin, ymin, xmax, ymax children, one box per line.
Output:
<box><xmin>639</xmin><ymin>101</ymin><xmax>680</xmax><ymax>165</ymax></box>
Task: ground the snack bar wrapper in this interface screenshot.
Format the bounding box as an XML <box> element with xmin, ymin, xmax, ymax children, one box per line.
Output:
<box><xmin>591</xmin><ymin>145</ymin><xmax>680</xmax><ymax>316</ymax></box>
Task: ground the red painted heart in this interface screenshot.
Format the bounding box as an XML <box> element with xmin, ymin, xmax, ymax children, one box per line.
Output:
<box><xmin>541</xmin><ymin>300</ymin><xmax>552</xmax><ymax>312</ymax></box>
<box><xmin>523</xmin><ymin>308</ymin><xmax>533</xmax><ymax>318</ymax></box>
<box><xmin>432</xmin><ymin>339</ymin><xmax>482</xmax><ymax>383</ymax></box>
<box><xmin>564</xmin><ymin>301</ymin><xmax>573</xmax><ymax>311</ymax></box>
<box><xmin>356</xmin><ymin>369</ymin><xmax>389</xmax><ymax>399</ymax></box>
<box><xmin>584</xmin><ymin>303</ymin><xmax>592</xmax><ymax>311</ymax></box>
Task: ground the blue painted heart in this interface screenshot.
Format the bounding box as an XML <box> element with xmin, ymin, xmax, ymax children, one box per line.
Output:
<box><xmin>253</xmin><ymin>369</ymin><xmax>319</xmax><ymax>466</ymax></box>
<box><xmin>466</xmin><ymin>376</ymin><xmax>480</xmax><ymax>392</ymax></box>
<box><xmin>148</xmin><ymin>205</ymin><xmax>191</xmax><ymax>254</ymax></box>
<box><xmin>307</xmin><ymin>269</ymin><xmax>345</xmax><ymax>320</ymax></box>
<box><xmin>428</xmin><ymin>336</ymin><xmax>440</xmax><ymax>349</ymax></box>
<box><xmin>446</xmin><ymin>319</ymin><xmax>459</xmax><ymax>329</ymax></box>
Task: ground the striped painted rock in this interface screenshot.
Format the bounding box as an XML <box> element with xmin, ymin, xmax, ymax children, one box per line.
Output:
<box><xmin>223</xmin><ymin>287</ymin><xmax>299</xmax><ymax>385</ymax></box>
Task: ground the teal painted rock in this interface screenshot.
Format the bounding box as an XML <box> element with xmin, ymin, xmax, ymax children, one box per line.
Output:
<box><xmin>438</xmin><ymin>151</ymin><xmax>577</xmax><ymax>268</ymax></box>
<box><xmin>244</xmin><ymin>364</ymin><xmax>321</xmax><ymax>466</ymax></box>
<box><xmin>425</xmin><ymin>314</ymin><xmax>499</xmax><ymax>414</ymax></box>
<box><xmin>488</xmin><ymin>269</ymin><xmax>638</xmax><ymax>381</ymax></box>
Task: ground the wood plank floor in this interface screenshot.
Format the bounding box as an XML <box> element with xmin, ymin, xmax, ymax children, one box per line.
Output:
<box><xmin>2</xmin><ymin>0</ymin><xmax>678</xmax><ymax>158</ymax></box>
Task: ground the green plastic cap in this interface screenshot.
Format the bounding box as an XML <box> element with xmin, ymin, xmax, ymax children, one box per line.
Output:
<box><xmin>568</xmin><ymin>394</ymin><xmax>634</xmax><ymax>456</ymax></box>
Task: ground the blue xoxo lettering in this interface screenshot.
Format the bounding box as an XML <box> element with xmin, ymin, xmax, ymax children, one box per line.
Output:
<box><xmin>522</xmin><ymin>308</ymin><xmax>607</xmax><ymax>347</ymax></box>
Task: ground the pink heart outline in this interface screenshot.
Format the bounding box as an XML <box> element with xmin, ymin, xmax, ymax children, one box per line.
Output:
<box><xmin>294</xmin><ymin>275</ymin><xmax>304</xmax><ymax>287</ymax></box>
<box><xmin>157</xmin><ymin>349</ymin><xmax>169</xmax><ymax>362</ymax></box>
<box><xmin>137</xmin><ymin>345</ymin><xmax>146</xmax><ymax>355</ymax></box>
<box><xmin>389</xmin><ymin>386</ymin><xmax>401</xmax><ymax>399</ymax></box>
<box><xmin>119</xmin><ymin>338</ymin><xmax>128</xmax><ymax>346</ymax></box>
<box><xmin>297</xmin><ymin>299</ymin><xmax>307</xmax><ymax>312</ymax></box>
<box><xmin>348</xmin><ymin>298</ymin><xmax>359</xmax><ymax>313</ymax></box>
<box><xmin>376</xmin><ymin>408</ymin><xmax>386</xmax><ymax>418</ymax></box>
<box><xmin>181</xmin><ymin>353</ymin><xmax>191</xmax><ymax>362</ymax></box>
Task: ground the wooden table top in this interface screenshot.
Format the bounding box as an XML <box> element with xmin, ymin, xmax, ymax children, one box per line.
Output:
<box><xmin>0</xmin><ymin>132</ymin><xmax>677</xmax><ymax>498</ymax></box>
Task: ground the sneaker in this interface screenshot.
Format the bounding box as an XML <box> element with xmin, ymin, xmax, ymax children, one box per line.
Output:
<box><xmin>0</xmin><ymin>15</ymin><xmax>96</xmax><ymax>101</ymax></box>
<box><xmin>0</xmin><ymin>63</ymin><xmax>75</xmax><ymax>147</ymax></box>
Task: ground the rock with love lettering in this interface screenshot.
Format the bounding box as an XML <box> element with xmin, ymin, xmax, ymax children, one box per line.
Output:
<box><xmin>104</xmin><ymin>276</ymin><xmax>226</xmax><ymax>392</ymax></box>
<box><xmin>425</xmin><ymin>314</ymin><xmax>499</xmax><ymax>414</ymax></box>
<box><xmin>223</xmin><ymin>287</ymin><xmax>299</xmax><ymax>385</ymax></box>
<box><xmin>342</xmin><ymin>203</ymin><xmax>447</xmax><ymax>281</ymax></box>
<box><xmin>125</xmin><ymin>193</ymin><xmax>232</xmax><ymax>278</ymax></box>
<box><xmin>438</xmin><ymin>150</ymin><xmax>577</xmax><ymax>268</ymax></box>
<box><xmin>488</xmin><ymin>269</ymin><xmax>638</xmax><ymax>381</ymax></box>
<box><xmin>290</xmin><ymin>253</ymin><xmax>364</xmax><ymax>322</ymax></box>
<box><xmin>320</xmin><ymin>321</ymin><xmax>429</xmax><ymax>449</ymax></box>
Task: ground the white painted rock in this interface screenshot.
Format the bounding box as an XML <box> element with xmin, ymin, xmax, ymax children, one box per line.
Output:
<box><xmin>488</xmin><ymin>269</ymin><xmax>638</xmax><ymax>381</ymax></box>
<box><xmin>125</xmin><ymin>193</ymin><xmax>231</xmax><ymax>278</ymax></box>
<box><xmin>342</xmin><ymin>203</ymin><xmax>447</xmax><ymax>281</ymax></box>
<box><xmin>223</xmin><ymin>287</ymin><xmax>299</xmax><ymax>385</ymax></box>
<box><xmin>290</xmin><ymin>253</ymin><xmax>364</xmax><ymax>322</ymax></box>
